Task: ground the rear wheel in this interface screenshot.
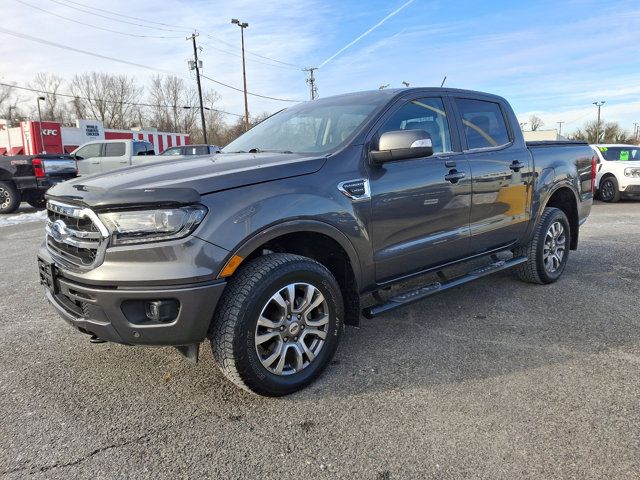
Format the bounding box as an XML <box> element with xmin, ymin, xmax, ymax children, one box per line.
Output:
<box><xmin>0</xmin><ymin>181</ymin><xmax>21</xmax><ymax>214</ymax></box>
<box><xmin>599</xmin><ymin>176</ymin><xmax>620</xmax><ymax>202</ymax></box>
<box><xmin>209</xmin><ymin>253</ymin><xmax>344</xmax><ymax>396</ymax></box>
<box><xmin>514</xmin><ymin>207</ymin><xmax>570</xmax><ymax>284</ymax></box>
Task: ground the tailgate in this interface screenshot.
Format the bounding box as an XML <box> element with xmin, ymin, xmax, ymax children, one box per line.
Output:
<box><xmin>42</xmin><ymin>158</ymin><xmax>77</xmax><ymax>177</ymax></box>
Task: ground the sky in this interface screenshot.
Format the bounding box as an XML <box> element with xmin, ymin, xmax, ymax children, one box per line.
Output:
<box><xmin>1</xmin><ymin>0</ymin><xmax>639</xmax><ymax>135</ymax></box>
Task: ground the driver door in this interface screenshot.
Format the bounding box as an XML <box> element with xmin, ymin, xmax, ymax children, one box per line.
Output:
<box><xmin>368</xmin><ymin>96</ymin><xmax>473</xmax><ymax>282</ymax></box>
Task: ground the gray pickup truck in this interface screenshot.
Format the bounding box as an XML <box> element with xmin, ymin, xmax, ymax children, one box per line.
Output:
<box><xmin>38</xmin><ymin>88</ymin><xmax>595</xmax><ymax>396</ymax></box>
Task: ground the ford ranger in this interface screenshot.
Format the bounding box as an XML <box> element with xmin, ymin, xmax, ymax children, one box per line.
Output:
<box><xmin>38</xmin><ymin>88</ymin><xmax>595</xmax><ymax>396</ymax></box>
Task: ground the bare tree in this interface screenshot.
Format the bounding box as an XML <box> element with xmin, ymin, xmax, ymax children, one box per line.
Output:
<box><xmin>69</xmin><ymin>72</ymin><xmax>142</xmax><ymax>129</ymax></box>
<box><xmin>0</xmin><ymin>82</ymin><xmax>21</xmax><ymax>123</ymax></box>
<box><xmin>529</xmin><ymin>114</ymin><xmax>544</xmax><ymax>131</ymax></box>
<box><xmin>29</xmin><ymin>73</ymin><xmax>71</xmax><ymax>124</ymax></box>
<box><xmin>147</xmin><ymin>74</ymin><xmax>223</xmax><ymax>142</ymax></box>
<box><xmin>570</xmin><ymin>120</ymin><xmax>633</xmax><ymax>144</ymax></box>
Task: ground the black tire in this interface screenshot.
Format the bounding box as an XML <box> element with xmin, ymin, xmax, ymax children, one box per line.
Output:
<box><xmin>209</xmin><ymin>253</ymin><xmax>344</xmax><ymax>396</ymax></box>
<box><xmin>599</xmin><ymin>176</ymin><xmax>620</xmax><ymax>203</ymax></box>
<box><xmin>26</xmin><ymin>192</ymin><xmax>46</xmax><ymax>209</ymax></box>
<box><xmin>513</xmin><ymin>207</ymin><xmax>571</xmax><ymax>284</ymax></box>
<box><xmin>0</xmin><ymin>181</ymin><xmax>21</xmax><ymax>214</ymax></box>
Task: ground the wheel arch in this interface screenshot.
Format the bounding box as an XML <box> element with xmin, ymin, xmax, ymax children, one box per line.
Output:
<box><xmin>219</xmin><ymin>220</ymin><xmax>362</xmax><ymax>326</ymax></box>
<box><xmin>540</xmin><ymin>184</ymin><xmax>580</xmax><ymax>250</ymax></box>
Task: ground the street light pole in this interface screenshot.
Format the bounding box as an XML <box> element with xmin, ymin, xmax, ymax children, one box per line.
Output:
<box><xmin>232</xmin><ymin>18</ymin><xmax>250</xmax><ymax>131</ymax></box>
<box><xmin>557</xmin><ymin>121</ymin><xmax>564</xmax><ymax>138</ymax></box>
<box><xmin>36</xmin><ymin>96</ymin><xmax>46</xmax><ymax>154</ymax></box>
<box><xmin>187</xmin><ymin>33</ymin><xmax>208</xmax><ymax>144</ymax></box>
<box><xmin>593</xmin><ymin>101</ymin><xmax>605</xmax><ymax>143</ymax></box>
<box><xmin>633</xmin><ymin>122</ymin><xmax>638</xmax><ymax>143</ymax></box>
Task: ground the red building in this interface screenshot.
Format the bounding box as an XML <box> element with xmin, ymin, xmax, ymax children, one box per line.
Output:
<box><xmin>0</xmin><ymin>118</ymin><xmax>189</xmax><ymax>156</ymax></box>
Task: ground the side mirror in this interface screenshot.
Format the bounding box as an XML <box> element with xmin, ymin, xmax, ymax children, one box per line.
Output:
<box><xmin>370</xmin><ymin>130</ymin><xmax>434</xmax><ymax>164</ymax></box>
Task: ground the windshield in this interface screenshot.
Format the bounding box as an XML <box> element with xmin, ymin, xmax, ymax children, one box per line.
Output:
<box><xmin>597</xmin><ymin>146</ymin><xmax>640</xmax><ymax>161</ymax></box>
<box><xmin>222</xmin><ymin>95</ymin><xmax>388</xmax><ymax>155</ymax></box>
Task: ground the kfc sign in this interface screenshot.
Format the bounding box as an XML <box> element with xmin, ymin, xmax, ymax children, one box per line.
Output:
<box><xmin>42</xmin><ymin>129</ymin><xmax>58</xmax><ymax>136</ymax></box>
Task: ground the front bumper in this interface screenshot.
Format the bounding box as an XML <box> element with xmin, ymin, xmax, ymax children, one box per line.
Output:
<box><xmin>38</xmin><ymin>247</ymin><xmax>227</xmax><ymax>346</ymax></box>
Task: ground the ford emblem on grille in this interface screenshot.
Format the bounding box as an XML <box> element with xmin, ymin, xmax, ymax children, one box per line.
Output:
<box><xmin>50</xmin><ymin>220</ymin><xmax>68</xmax><ymax>243</ymax></box>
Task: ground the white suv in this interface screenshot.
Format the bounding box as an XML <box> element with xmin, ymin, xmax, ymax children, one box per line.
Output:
<box><xmin>591</xmin><ymin>144</ymin><xmax>640</xmax><ymax>202</ymax></box>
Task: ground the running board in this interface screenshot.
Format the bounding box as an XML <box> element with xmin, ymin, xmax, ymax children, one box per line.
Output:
<box><xmin>362</xmin><ymin>256</ymin><xmax>528</xmax><ymax>319</ymax></box>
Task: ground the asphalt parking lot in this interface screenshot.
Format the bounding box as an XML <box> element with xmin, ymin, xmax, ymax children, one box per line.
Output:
<box><xmin>1</xmin><ymin>201</ymin><xmax>639</xmax><ymax>479</ymax></box>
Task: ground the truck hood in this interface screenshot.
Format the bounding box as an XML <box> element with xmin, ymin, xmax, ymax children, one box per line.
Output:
<box><xmin>46</xmin><ymin>152</ymin><xmax>326</xmax><ymax>210</ymax></box>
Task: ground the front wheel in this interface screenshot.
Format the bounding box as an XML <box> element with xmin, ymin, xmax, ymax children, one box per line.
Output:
<box><xmin>514</xmin><ymin>207</ymin><xmax>571</xmax><ymax>284</ymax></box>
<box><xmin>209</xmin><ymin>253</ymin><xmax>344</xmax><ymax>396</ymax></box>
<box><xmin>599</xmin><ymin>176</ymin><xmax>620</xmax><ymax>202</ymax></box>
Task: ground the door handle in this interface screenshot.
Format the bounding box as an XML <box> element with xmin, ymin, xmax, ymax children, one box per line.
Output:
<box><xmin>509</xmin><ymin>160</ymin><xmax>525</xmax><ymax>172</ymax></box>
<box><xmin>444</xmin><ymin>170</ymin><xmax>465</xmax><ymax>184</ymax></box>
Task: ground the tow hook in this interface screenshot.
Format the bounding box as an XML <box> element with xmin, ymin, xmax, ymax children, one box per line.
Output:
<box><xmin>89</xmin><ymin>335</ymin><xmax>106</xmax><ymax>344</ymax></box>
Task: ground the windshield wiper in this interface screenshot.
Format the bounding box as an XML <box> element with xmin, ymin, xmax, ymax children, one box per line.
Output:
<box><xmin>224</xmin><ymin>148</ymin><xmax>294</xmax><ymax>154</ymax></box>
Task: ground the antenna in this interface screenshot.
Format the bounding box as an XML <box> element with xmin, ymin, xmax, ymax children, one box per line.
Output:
<box><xmin>440</xmin><ymin>76</ymin><xmax>447</xmax><ymax>87</ymax></box>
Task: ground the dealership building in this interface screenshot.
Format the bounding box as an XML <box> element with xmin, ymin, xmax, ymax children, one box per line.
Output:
<box><xmin>0</xmin><ymin>118</ymin><xmax>189</xmax><ymax>156</ymax></box>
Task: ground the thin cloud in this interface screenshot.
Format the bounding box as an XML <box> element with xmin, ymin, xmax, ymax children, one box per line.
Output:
<box><xmin>318</xmin><ymin>0</ymin><xmax>416</xmax><ymax>68</ymax></box>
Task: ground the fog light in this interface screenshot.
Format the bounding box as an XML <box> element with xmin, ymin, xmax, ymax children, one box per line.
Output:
<box><xmin>145</xmin><ymin>300</ymin><xmax>179</xmax><ymax>323</ymax></box>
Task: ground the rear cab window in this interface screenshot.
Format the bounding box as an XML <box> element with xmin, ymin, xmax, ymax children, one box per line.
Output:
<box><xmin>105</xmin><ymin>142</ymin><xmax>126</xmax><ymax>157</ymax></box>
<box><xmin>134</xmin><ymin>142</ymin><xmax>150</xmax><ymax>156</ymax></box>
<box><xmin>455</xmin><ymin>98</ymin><xmax>511</xmax><ymax>150</ymax></box>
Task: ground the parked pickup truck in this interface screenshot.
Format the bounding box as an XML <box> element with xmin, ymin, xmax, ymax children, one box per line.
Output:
<box><xmin>0</xmin><ymin>154</ymin><xmax>77</xmax><ymax>213</ymax></box>
<box><xmin>591</xmin><ymin>144</ymin><xmax>640</xmax><ymax>202</ymax></box>
<box><xmin>38</xmin><ymin>88</ymin><xmax>595</xmax><ymax>396</ymax></box>
<box><xmin>73</xmin><ymin>139</ymin><xmax>156</xmax><ymax>176</ymax></box>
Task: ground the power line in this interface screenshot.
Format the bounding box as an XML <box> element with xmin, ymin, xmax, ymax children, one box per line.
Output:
<box><xmin>0</xmin><ymin>81</ymin><xmax>244</xmax><ymax>117</ymax></box>
<box><xmin>48</xmin><ymin>0</ymin><xmax>194</xmax><ymax>31</ymax></box>
<box><xmin>15</xmin><ymin>0</ymin><xmax>183</xmax><ymax>39</ymax></box>
<box><xmin>0</xmin><ymin>27</ymin><xmax>300</xmax><ymax>103</ymax></box>
<box><xmin>203</xmin><ymin>34</ymin><xmax>304</xmax><ymax>69</ymax></box>
<box><xmin>199</xmin><ymin>74</ymin><xmax>301</xmax><ymax>102</ymax></box>
<box><xmin>47</xmin><ymin>0</ymin><xmax>305</xmax><ymax>69</ymax></box>
<box><xmin>46</xmin><ymin>0</ymin><xmax>191</xmax><ymax>33</ymax></box>
<box><xmin>199</xmin><ymin>40</ymin><xmax>301</xmax><ymax>71</ymax></box>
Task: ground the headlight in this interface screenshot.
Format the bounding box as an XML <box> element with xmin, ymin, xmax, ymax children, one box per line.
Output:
<box><xmin>99</xmin><ymin>205</ymin><xmax>207</xmax><ymax>245</ymax></box>
<box><xmin>624</xmin><ymin>168</ymin><xmax>640</xmax><ymax>178</ymax></box>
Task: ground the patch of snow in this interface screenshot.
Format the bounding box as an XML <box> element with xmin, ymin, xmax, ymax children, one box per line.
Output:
<box><xmin>0</xmin><ymin>210</ymin><xmax>47</xmax><ymax>227</ymax></box>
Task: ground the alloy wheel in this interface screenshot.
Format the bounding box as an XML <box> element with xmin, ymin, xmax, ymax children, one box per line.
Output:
<box><xmin>600</xmin><ymin>179</ymin><xmax>615</xmax><ymax>201</ymax></box>
<box><xmin>0</xmin><ymin>187</ymin><xmax>10</xmax><ymax>210</ymax></box>
<box><xmin>254</xmin><ymin>283</ymin><xmax>329</xmax><ymax>376</ymax></box>
<box><xmin>543</xmin><ymin>221</ymin><xmax>566</xmax><ymax>273</ymax></box>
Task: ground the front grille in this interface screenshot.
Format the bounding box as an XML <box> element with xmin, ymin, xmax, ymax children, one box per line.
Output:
<box><xmin>46</xmin><ymin>200</ymin><xmax>109</xmax><ymax>269</ymax></box>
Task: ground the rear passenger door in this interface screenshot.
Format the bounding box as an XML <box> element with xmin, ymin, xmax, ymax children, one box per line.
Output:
<box><xmin>368</xmin><ymin>95</ymin><xmax>474</xmax><ymax>282</ymax></box>
<box><xmin>452</xmin><ymin>97</ymin><xmax>532</xmax><ymax>254</ymax></box>
<box><xmin>99</xmin><ymin>142</ymin><xmax>129</xmax><ymax>172</ymax></box>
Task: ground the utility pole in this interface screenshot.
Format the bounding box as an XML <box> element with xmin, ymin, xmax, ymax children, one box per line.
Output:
<box><xmin>36</xmin><ymin>96</ymin><xmax>46</xmax><ymax>154</ymax></box>
<box><xmin>557</xmin><ymin>121</ymin><xmax>564</xmax><ymax>138</ymax></box>
<box><xmin>232</xmin><ymin>19</ymin><xmax>250</xmax><ymax>131</ymax></box>
<box><xmin>304</xmin><ymin>67</ymin><xmax>318</xmax><ymax>100</ymax></box>
<box><xmin>593</xmin><ymin>101</ymin><xmax>605</xmax><ymax>143</ymax></box>
<box><xmin>633</xmin><ymin>122</ymin><xmax>638</xmax><ymax>143</ymax></box>
<box><xmin>187</xmin><ymin>32</ymin><xmax>207</xmax><ymax>144</ymax></box>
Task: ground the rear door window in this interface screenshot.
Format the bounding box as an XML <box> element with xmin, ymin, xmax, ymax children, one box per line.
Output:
<box><xmin>105</xmin><ymin>142</ymin><xmax>126</xmax><ymax>157</ymax></box>
<box><xmin>455</xmin><ymin>98</ymin><xmax>511</xmax><ymax>150</ymax></box>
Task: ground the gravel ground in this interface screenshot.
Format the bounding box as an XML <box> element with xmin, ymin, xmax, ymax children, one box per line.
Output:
<box><xmin>1</xmin><ymin>201</ymin><xmax>639</xmax><ymax>479</ymax></box>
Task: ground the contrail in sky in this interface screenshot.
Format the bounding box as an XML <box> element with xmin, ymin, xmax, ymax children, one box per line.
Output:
<box><xmin>319</xmin><ymin>0</ymin><xmax>417</xmax><ymax>68</ymax></box>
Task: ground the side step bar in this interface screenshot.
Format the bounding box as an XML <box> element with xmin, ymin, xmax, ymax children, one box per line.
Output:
<box><xmin>362</xmin><ymin>256</ymin><xmax>528</xmax><ymax>319</ymax></box>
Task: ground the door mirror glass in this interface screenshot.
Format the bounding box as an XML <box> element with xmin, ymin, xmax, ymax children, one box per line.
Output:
<box><xmin>370</xmin><ymin>130</ymin><xmax>433</xmax><ymax>164</ymax></box>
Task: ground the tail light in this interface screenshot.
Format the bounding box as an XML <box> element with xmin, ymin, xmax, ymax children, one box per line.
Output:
<box><xmin>32</xmin><ymin>158</ymin><xmax>45</xmax><ymax>178</ymax></box>
<box><xmin>590</xmin><ymin>155</ymin><xmax>597</xmax><ymax>194</ymax></box>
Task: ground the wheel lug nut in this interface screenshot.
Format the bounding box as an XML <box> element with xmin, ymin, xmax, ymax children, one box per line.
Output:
<box><xmin>300</xmin><ymin>325</ymin><xmax>305</xmax><ymax>330</ymax></box>
<box><xmin>280</xmin><ymin>326</ymin><xmax>285</xmax><ymax>331</ymax></box>
<box><xmin>297</xmin><ymin>314</ymin><xmax>301</xmax><ymax>319</ymax></box>
<box><xmin>294</xmin><ymin>336</ymin><xmax>298</xmax><ymax>341</ymax></box>
<box><xmin>284</xmin><ymin>337</ymin><xmax>288</xmax><ymax>342</ymax></box>
<box><xmin>287</xmin><ymin>315</ymin><xmax>291</xmax><ymax>319</ymax></box>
